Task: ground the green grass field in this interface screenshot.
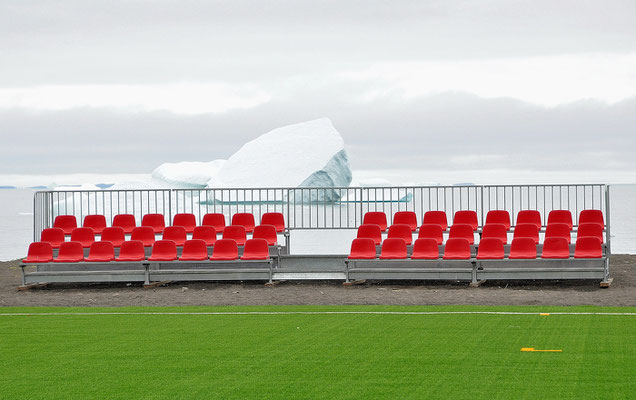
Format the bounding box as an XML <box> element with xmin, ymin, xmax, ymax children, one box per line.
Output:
<box><xmin>1</xmin><ymin>305</ymin><xmax>635</xmax><ymax>399</ymax></box>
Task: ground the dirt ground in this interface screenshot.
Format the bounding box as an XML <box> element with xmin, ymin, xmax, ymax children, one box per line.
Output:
<box><xmin>0</xmin><ymin>255</ymin><xmax>635</xmax><ymax>307</ymax></box>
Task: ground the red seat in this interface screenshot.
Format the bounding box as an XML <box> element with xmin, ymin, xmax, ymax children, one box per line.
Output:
<box><xmin>547</xmin><ymin>210</ymin><xmax>573</xmax><ymax>230</ymax></box>
<box><xmin>411</xmin><ymin>238</ymin><xmax>439</xmax><ymax>260</ymax></box>
<box><xmin>362</xmin><ymin>212</ymin><xmax>388</xmax><ymax>232</ymax></box>
<box><xmin>162</xmin><ymin>226</ymin><xmax>187</xmax><ymax>247</ymax></box>
<box><xmin>392</xmin><ymin>211</ymin><xmax>418</xmax><ymax>231</ymax></box>
<box><xmin>54</xmin><ymin>241</ymin><xmax>84</xmax><ymax>263</ymax></box>
<box><xmin>579</xmin><ymin>209</ymin><xmax>604</xmax><ymax>230</ymax></box>
<box><xmin>54</xmin><ymin>215</ymin><xmax>77</xmax><ymax>235</ymax></box>
<box><xmin>453</xmin><ymin>211</ymin><xmax>478</xmax><ymax>231</ymax></box>
<box><xmin>448</xmin><ymin>224</ymin><xmax>475</xmax><ymax>245</ymax></box>
<box><xmin>541</xmin><ymin>237</ymin><xmax>570</xmax><ymax>259</ymax></box>
<box><xmin>231</xmin><ymin>213</ymin><xmax>255</xmax><ymax>233</ymax></box>
<box><xmin>509</xmin><ymin>238</ymin><xmax>538</xmax><ymax>259</ymax></box>
<box><xmin>417</xmin><ymin>224</ymin><xmax>444</xmax><ymax>245</ymax></box>
<box><xmin>545</xmin><ymin>223</ymin><xmax>571</xmax><ymax>244</ymax></box>
<box><xmin>356</xmin><ymin>224</ymin><xmax>382</xmax><ymax>245</ymax></box>
<box><xmin>516</xmin><ymin>210</ymin><xmax>542</xmax><ymax>230</ymax></box>
<box><xmin>422</xmin><ymin>211</ymin><xmax>448</xmax><ymax>231</ymax></box>
<box><xmin>222</xmin><ymin>225</ymin><xmax>247</xmax><ymax>246</ymax></box>
<box><xmin>481</xmin><ymin>223</ymin><xmax>508</xmax><ymax>244</ymax></box>
<box><xmin>116</xmin><ymin>240</ymin><xmax>146</xmax><ymax>262</ymax></box>
<box><xmin>379</xmin><ymin>238</ymin><xmax>407</xmax><ymax>259</ymax></box>
<box><xmin>201</xmin><ymin>213</ymin><xmax>226</xmax><ymax>231</ymax></box>
<box><xmin>241</xmin><ymin>238</ymin><xmax>270</xmax><ymax>260</ymax></box>
<box><xmin>443</xmin><ymin>238</ymin><xmax>471</xmax><ymax>260</ymax></box>
<box><xmin>485</xmin><ymin>210</ymin><xmax>511</xmax><ymax>230</ymax></box>
<box><xmin>574</xmin><ymin>237</ymin><xmax>603</xmax><ymax>258</ymax></box>
<box><xmin>112</xmin><ymin>214</ymin><xmax>136</xmax><ymax>234</ymax></box>
<box><xmin>84</xmin><ymin>241</ymin><xmax>115</xmax><ymax>262</ymax></box>
<box><xmin>172</xmin><ymin>213</ymin><xmax>197</xmax><ymax>233</ymax></box>
<box><xmin>148</xmin><ymin>240</ymin><xmax>177</xmax><ymax>261</ymax></box>
<box><xmin>130</xmin><ymin>226</ymin><xmax>156</xmax><ymax>247</ymax></box>
<box><xmin>477</xmin><ymin>237</ymin><xmax>504</xmax><ymax>260</ymax></box>
<box><xmin>23</xmin><ymin>242</ymin><xmax>53</xmax><ymax>263</ymax></box>
<box><xmin>348</xmin><ymin>238</ymin><xmax>377</xmax><ymax>259</ymax></box>
<box><xmin>40</xmin><ymin>228</ymin><xmax>65</xmax><ymax>249</ymax></box>
<box><xmin>210</xmin><ymin>239</ymin><xmax>239</xmax><ymax>261</ymax></box>
<box><xmin>261</xmin><ymin>212</ymin><xmax>286</xmax><ymax>232</ymax></box>
<box><xmin>179</xmin><ymin>239</ymin><xmax>209</xmax><ymax>261</ymax></box>
<box><xmin>253</xmin><ymin>224</ymin><xmax>278</xmax><ymax>246</ymax></box>
<box><xmin>577</xmin><ymin>223</ymin><xmax>603</xmax><ymax>243</ymax></box>
<box><xmin>387</xmin><ymin>224</ymin><xmax>413</xmax><ymax>245</ymax></box>
<box><xmin>512</xmin><ymin>223</ymin><xmax>540</xmax><ymax>244</ymax></box>
<box><xmin>100</xmin><ymin>227</ymin><xmax>126</xmax><ymax>247</ymax></box>
<box><xmin>70</xmin><ymin>227</ymin><xmax>95</xmax><ymax>248</ymax></box>
<box><xmin>192</xmin><ymin>226</ymin><xmax>217</xmax><ymax>246</ymax></box>
<box><xmin>83</xmin><ymin>215</ymin><xmax>107</xmax><ymax>234</ymax></box>
<box><xmin>142</xmin><ymin>213</ymin><xmax>166</xmax><ymax>234</ymax></box>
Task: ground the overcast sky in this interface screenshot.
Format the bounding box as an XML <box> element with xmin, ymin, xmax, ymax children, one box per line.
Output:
<box><xmin>1</xmin><ymin>0</ymin><xmax>635</xmax><ymax>182</ymax></box>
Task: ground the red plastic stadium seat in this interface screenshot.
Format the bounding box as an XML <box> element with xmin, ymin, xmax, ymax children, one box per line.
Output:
<box><xmin>356</xmin><ymin>224</ymin><xmax>383</xmax><ymax>245</ymax></box>
<box><xmin>201</xmin><ymin>213</ymin><xmax>226</xmax><ymax>231</ymax></box>
<box><xmin>231</xmin><ymin>213</ymin><xmax>255</xmax><ymax>233</ymax></box>
<box><xmin>112</xmin><ymin>214</ymin><xmax>136</xmax><ymax>234</ymax></box>
<box><xmin>54</xmin><ymin>241</ymin><xmax>84</xmax><ymax>263</ymax></box>
<box><xmin>422</xmin><ymin>211</ymin><xmax>448</xmax><ymax>231</ymax></box>
<box><xmin>393</xmin><ymin>211</ymin><xmax>418</xmax><ymax>231</ymax></box>
<box><xmin>574</xmin><ymin>237</ymin><xmax>603</xmax><ymax>258</ymax></box>
<box><xmin>40</xmin><ymin>228</ymin><xmax>65</xmax><ymax>249</ymax></box>
<box><xmin>116</xmin><ymin>240</ymin><xmax>146</xmax><ymax>262</ymax></box>
<box><xmin>545</xmin><ymin>223</ymin><xmax>571</xmax><ymax>244</ymax></box>
<box><xmin>142</xmin><ymin>213</ymin><xmax>166</xmax><ymax>234</ymax></box>
<box><xmin>481</xmin><ymin>223</ymin><xmax>508</xmax><ymax>244</ymax></box>
<box><xmin>512</xmin><ymin>223</ymin><xmax>540</xmax><ymax>244</ymax></box>
<box><xmin>54</xmin><ymin>215</ymin><xmax>77</xmax><ymax>235</ymax></box>
<box><xmin>379</xmin><ymin>238</ymin><xmax>408</xmax><ymax>259</ymax></box>
<box><xmin>417</xmin><ymin>224</ymin><xmax>444</xmax><ymax>245</ymax></box>
<box><xmin>509</xmin><ymin>238</ymin><xmax>538</xmax><ymax>259</ymax></box>
<box><xmin>443</xmin><ymin>238</ymin><xmax>471</xmax><ymax>260</ymax></box>
<box><xmin>477</xmin><ymin>238</ymin><xmax>504</xmax><ymax>260</ymax></box>
<box><xmin>387</xmin><ymin>224</ymin><xmax>413</xmax><ymax>245</ymax></box>
<box><xmin>541</xmin><ymin>237</ymin><xmax>570</xmax><ymax>259</ymax></box>
<box><xmin>516</xmin><ymin>210</ymin><xmax>542</xmax><ymax>230</ymax></box>
<box><xmin>348</xmin><ymin>238</ymin><xmax>377</xmax><ymax>259</ymax></box>
<box><xmin>453</xmin><ymin>211</ymin><xmax>478</xmax><ymax>231</ymax></box>
<box><xmin>411</xmin><ymin>238</ymin><xmax>439</xmax><ymax>260</ymax></box>
<box><xmin>547</xmin><ymin>210</ymin><xmax>573</xmax><ymax>230</ymax></box>
<box><xmin>23</xmin><ymin>242</ymin><xmax>53</xmax><ymax>263</ymax></box>
<box><xmin>253</xmin><ymin>224</ymin><xmax>278</xmax><ymax>246</ymax></box>
<box><xmin>241</xmin><ymin>238</ymin><xmax>270</xmax><ymax>260</ymax></box>
<box><xmin>210</xmin><ymin>239</ymin><xmax>239</xmax><ymax>261</ymax></box>
<box><xmin>579</xmin><ymin>209</ymin><xmax>604</xmax><ymax>229</ymax></box>
<box><xmin>362</xmin><ymin>211</ymin><xmax>388</xmax><ymax>232</ymax></box>
<box><xmin>130</xmin><ymin>226</ymin><xmax>156</xmax><ymax>247</ymax></box>
<box><xmin>83</xmin><ymin>215</ymin><xmax>107</xmax><ymax>234</ymax></box>
<box><xmin>100</xmin><ymin>227</ymin><xmax>126</xmax><ymax>247</ymax></box>
<box><xmin>148</xmin><ymin>240</ymin><xmax>177</xmax><ymax>261</ymax></box>
<box><xmin>577</xmin><ymin>223</ymin><xmax>604</xmax><ymax>243</ymax></box>
<box><xmin>261</xmin><ymin>212</ymin><xmax>286</xmax><ymax>232</ymax></box>
<box><xmin>485</xmin><ymin>210</ymin><xmax>511</xmax><ymax>230</ymax></box>
<box><xmin>179</xmin><ymin>239</ymin><xmax>209</xmax><ymax>261</ymax></box>
<box><xmin>84</xmin><ymin>241</ymin><xmax>115</xmax><ymax>262</ymax></box>
<box><xmin>192</xmin><ymin>226</ymin><xmax>217</xmax><ymax>246</ymax></box>
<box><xmin>448</xmin><ymin>224</ymin><xmax>475</xmax><ymax>245</ymax></box>
<box><xmin>70</xmin><ymin>227</ymin><xmax>95</xmax><ymax>248</ymax></box>
<box><xmin>222</xmin><ymin>226</ymin><xmax>247</xmax><ymax>246</ymax></box>
<box><xmin>162</xmin><ymin>226</ymin><xmax>187</xmax><ymax>247</ymax></box>
<box><xmin>172</xmin><ymin>213</ymin><xmax>197</xmax><ymax>234</ymax></box>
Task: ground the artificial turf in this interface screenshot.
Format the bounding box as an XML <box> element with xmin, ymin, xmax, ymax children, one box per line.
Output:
<box><xmin>1</xmin><ymin>305</ymin><xmax>635</xmax><ymax>399</ymax></box>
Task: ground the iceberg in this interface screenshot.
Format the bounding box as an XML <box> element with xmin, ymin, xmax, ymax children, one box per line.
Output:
<box><xmin>151</xmin><ymin>160</ymin><xmax>226</xmax><ymax>188</ymax></box>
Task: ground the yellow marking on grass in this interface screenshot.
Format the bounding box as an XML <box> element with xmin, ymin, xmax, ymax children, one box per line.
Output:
<box><xmin>521</xmin><ymin>347</ymin><xmax>562</xmax><ymax>352</ymax></box>
<box><xmin>540</xmin><ymin>313</ymin><xmax>550</xmax><ymax>316</ymax></box>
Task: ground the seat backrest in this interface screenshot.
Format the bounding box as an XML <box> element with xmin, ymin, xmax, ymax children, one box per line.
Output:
<box><xmin>579</xmin><ymin>209</ymin><xmax>604</xmax><ymax>230</ymax></box>
<box><xmin>85</xmin><ymin>241</ymin><xmax>115</xmax><ymax>262</ymax></box>
<box><xmin>477</xmin><ymin>237</ymin><xmax>504</xmax><ymax>259</ymax></box>
<box><xmin>172</xmin><ymin>213</ymin><xmax>197</xmax><ymax>233</ymax></box>
<box><xmin>201</xmin><ymin>213</ymin><xmax>226</xmax><ymax>231</ymax></box>
<box><xmin>210</xmin><ymin>239</ymin><xmax>239</xmax><ymax>260</ymax></box>
<box><xmin>422</xmin><ymin>211</ymin><xmax>448</xmax><ymax>231</ymax></box>
<box><xmin>192</xmin><ymin>226</ymin><xmax>217</xmax><ymax>246</ymax></box>
<box><xmin>547</xmin><ymin>210</ymin><xmax>573</xmax><ymax>230</ymax></box>
<box><xmin>162</xmin><ymin>226</ymin><xmax>187</xmax><ymax>246</ymax></box>
<box><xmin>70</xmin><ymin>227</ymin><xmax>95</xmax><ymax>248</ymax></box>
<box><xmin>452</xmin><ymin>211</ymin><xmax>478</xmax><ymax>231</ymax></box>
<box><xmin>142</xmin><ymin>213</ymin><xmax>166</xmax><ymax>233</ymax></box>
<box><xmin>231</xmin><ymin>213</ymin><xmax>256</xmax><ymax>233</ymax></box>
<box><xmin>40</xmin><ymin>227</ymin><xmax>65</xmax><ymax>249</ymax></box>
<box><xmin>130</xmin><ymin>226</ymin><xmax>156</xmax><ymax>247</ymax></box>
<box><xmin>574</xmin><ymin>237</ymin><xmax>603</xmax><ymax>258</ymax></box>
<box><xmin>516</xmin><ymin>210</ymin><xmax>542</xmax><ymax>229</ymax></box>
<box><xmin>116</xmin><ymin>240</ymin><xmax>146</xmax><ymax>261</ymax></box>
<box><xmin>379</xmin><ymin>238</ymin><xmax>408</xmax><ymax>259</ymax></box>
<box><xmin>541</xmin><ymin>237</ymin><xmax>570</xmax><ymax>259</ymax></box>
<box><xmin>356</xmin><ymin>224</ymin><xmax>382</xmax><ymax>245</ymax></box>
<box><xmin>411</xmin><ymin>238</ymin><xmax>439</xmax><ymax>260</ymax></box>
<box><xmin>23</xmin><ymin>242</ymin><xmax>53</xmax><ymax>263</ymax></box>
<box><xmin>448</xmin><ymin>224</ymin><xmax>475</xmax><ymax>245</ymax></box>
<box><xmin>417</xmin><ymin>224</ymin><xmax>444</xmax><ymax>245</ymax></box>
<box><xmin>222</xmin><ymin>225</ymin><xmax>247</xmax><ymax>246</ymax></box>
<box><xmin>481</xmin><ymin>223</ymin><xmax>508</xmax><ymax>244</ymax></box>
<box><xmin>253</xmin><ymin>224</ymin><xmax>278</xmax><ymax>246</ymax></box>
<box><xmin>55</xmin><ymin>241</ymin><xmax>84</xmax><ymax>262</ymax></box>
<box><xmin>112</xmin><ymin>214</ymin><xmax>136</xmax><ymax>234</ymax></box>
<box><xmin>83</xmin><ymin>215</ymin><xmax>107</xmax><ymax>234</ymax></box>
<box><xmin>392</xmin><ymin>211</ymin><xmax>418</xmax><ymax>231</ymax></box>
<box><xmin>241</xmin><ymin>238</ymin><xmax>270</xmax><ymax>260</ymax></box>
<box><xmin>512</xmin><ymin>223</ymin><xmax>539</xmax><ymax>244</ymax></box>
<box><xmin>362</xmin><ymin>212</ymin><xmax>388</xmax><ymax>232</ymax></box>
<box><xmin>443</xmin><ymin>238</ymin><xmax>471</xmax><ymax>260</ymax></box>
<box><xmin>545</xmin><ymin>223</ymin><xmax>571</xmax><ymax>244</ymax></box>
<box><xmin>149</xmin><ymin>240</ymin><xmax>178</xmax><ymax>261</ymax></box>
<box><xmin>576</xmin><ymin>223</ymin><xmax>603</xmax><ymax>243</ymax></box>
<box><xmin>348</xmin><ymin>238</ymin><xmax>377</xmax><ymax>259</ymax></box>
<box><xmin>53</xmin><ymin>215</ymin><xmax>77</xmax><ymax>235</ymax></box>
<box><xmin>485</xmin><ymin>210</ymin><xmax>511</xmax><ymax>230</ymax></box>
<box><xmin>261</xmin><ymin>212</ymin><xmax>286</xmax><ymax>232</ymax></box>
<box><xmin>387</xmin><ymin>224</ymin><xmax>413</xmax><ymax>245</ymax></box>
<box><xmin>509</xmin><ymin>237</ymin><xmax>538</xmax><ymax>259</ymax></box>
<box><xmin>100</xmin><ymin>226</ymin><xmax>126</xmax><ymax>247</ymax></box>
<box><xmin>179</xmin><ymin>239</ymin><xmax>209</xmax><ymax>261</ymax></box>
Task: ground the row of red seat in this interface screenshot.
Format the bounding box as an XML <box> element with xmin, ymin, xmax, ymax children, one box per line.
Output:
<box><xmin>349</xmin><ymin>236</ymin><xmax>603</xmax><ymax>260</ymax></box>
<box><xmin>51</xmin><ymin>212</ymin><xmax>286</xmax><ymax>235</ymax></box>
<box><xmin>24</xmin><ymin>238</ymin><xmax>271</xmax><ymax>263</ymax></box>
